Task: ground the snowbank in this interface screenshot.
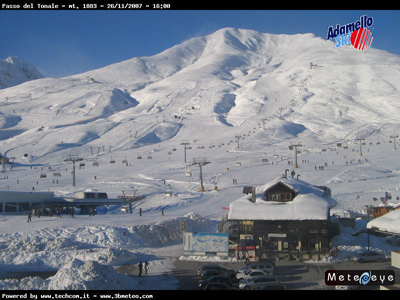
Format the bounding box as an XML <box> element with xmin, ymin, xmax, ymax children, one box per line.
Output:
<box><xmin>0</xmin><ymin>212</ymin><xmax>210</xmax><ymax>289</ymax></box>
<box><xmin>0</xmin><ymin>260</ymin><xmax>138</xmax><ymax>290</ymax></box>
<box><xmin>48</xmin><ymin>259</ymin><xmax>137</xmax><ymax>290</ymax></box>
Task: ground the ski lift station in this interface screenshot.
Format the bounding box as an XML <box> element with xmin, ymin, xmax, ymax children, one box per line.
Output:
<box><xmin>0</xmin><ymin>190</ymin><xmax>143</xmax><ymax>214</ymax></box>
<box><xmin>0</xmin><ymin>153</ymin><xmax>10</xmax><ymax>169</ymax></box>
<box><xmin>0</xmin><ymin>191</ymin><xmax>55</xmax><ymax>213</ymax></box>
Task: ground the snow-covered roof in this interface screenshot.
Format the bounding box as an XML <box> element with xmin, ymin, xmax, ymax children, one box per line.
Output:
<box><xmin>367</xmin><ymin>209</ymin><xmax>400</xmax><ymax>235</ymax></box>
<box><xmin>228</xmin><ymin>177</ymin><xmax>337</xmax><ymax>221</ymax></box>
<box><xmin>256</xmin><ymin>177</ymin><xmax>326</xmax><ymax>197</ymax></box>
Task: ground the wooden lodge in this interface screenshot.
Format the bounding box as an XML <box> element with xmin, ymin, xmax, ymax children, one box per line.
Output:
<box><xmin>228</xmin><ymin>178</ymin><xmax>337</xmax><ymax>261</ymax></box>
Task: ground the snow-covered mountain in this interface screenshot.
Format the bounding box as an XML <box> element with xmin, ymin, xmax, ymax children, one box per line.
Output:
<box><xmin>1</xmin><ymin>28</ymin><xmax>400</xmax><ymax>290</ymax></box>
<box><xmin>0</xmin><ymin>27</ymin><xmax>400</xmax><ymax>164</ymax></box>
<box><xmin>0</xmin><ymin>56</ymin><xmax>43</xmax><ymax>89</ymax></box>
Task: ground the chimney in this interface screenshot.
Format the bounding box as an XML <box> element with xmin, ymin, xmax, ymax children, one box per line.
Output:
<box><xmin>243</xmin><ymin>186</ymin><xmax>256</xmax><ymax>202</ymax></box>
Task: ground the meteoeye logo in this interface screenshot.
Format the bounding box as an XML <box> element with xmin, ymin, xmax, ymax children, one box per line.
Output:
<box><xmin>327</xmin><ymin>15</ymin><xmax>374</xmax><ymax>50</ymax></box>
<box><xmin>325</xmin><ymin>270</ymin><xmax>395</xmax><ymax>286</ymax></box>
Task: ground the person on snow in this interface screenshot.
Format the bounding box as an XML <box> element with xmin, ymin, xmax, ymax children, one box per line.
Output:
<box><xmin>69</xmin><ymin>207</ymin><xmax>75</xmax><ymax>218</ymax></box>
<box><xmin>138</xmin><ymin>261</ymin><xmax>143</xmax><ymax>277</ymax></box>
<box><xmin>144</xmin><ymin>261</ymin><xmax>149</xmax><ymax>274</ymax></box>
<box><xmin>27</xmin><ymin>210</ymin><xmax>32</xmax><ymax>223</ymax></box>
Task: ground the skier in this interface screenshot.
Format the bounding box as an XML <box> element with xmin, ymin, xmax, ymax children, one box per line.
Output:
<box><xmin>69</xmin><ymin>207</ymin><xmax>75</xmax><ymax>218</ymax></box>
<box><xmin>138</xmin><ymin>261</ymin><xmax>143</xmax><ymax>277</ymax></box>
<box><xmin>27</xmin><ymin>210</ymin><xmax>32</xmax><ymax>223</ymax></box>
<box><xmin>56</xmin><ymin>207</ymin><xmax>61</xmax><ymax>218</ymax></box>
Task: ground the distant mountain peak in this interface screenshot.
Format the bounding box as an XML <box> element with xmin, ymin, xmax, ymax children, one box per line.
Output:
<box><xmin>0</xmin><ymin>56</ymin><xmax>44</xmax><ymax>89</ymax></box>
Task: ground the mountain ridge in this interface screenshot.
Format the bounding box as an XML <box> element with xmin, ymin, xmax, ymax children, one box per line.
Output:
<box><xmin>0</xmin><ymin>27</ymin><xmax>399</xmax><ymax>162</ymax></box>
<box><xmin>0</xmin><ymin>56</ymin><xmax>43</xmax><ymax>89</ymax></box>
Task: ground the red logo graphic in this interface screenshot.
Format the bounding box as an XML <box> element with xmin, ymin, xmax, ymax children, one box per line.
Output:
<box><xmin>351</xmin><ymin>28</ymin><xmax>373</xmax><ymax>50</ymax></box>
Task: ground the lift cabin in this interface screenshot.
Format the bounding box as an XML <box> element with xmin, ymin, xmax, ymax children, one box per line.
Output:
<box><xmin>75</xmin><ymin>192</ymin><xmax>108</xmax><ymax>199</ymax></box>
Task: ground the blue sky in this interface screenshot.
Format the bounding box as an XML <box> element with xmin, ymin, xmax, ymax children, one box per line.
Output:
<box><xmin>0</xmin><ymin>10</ymin><xmax>398</xmax><ymax>78</ymax></box>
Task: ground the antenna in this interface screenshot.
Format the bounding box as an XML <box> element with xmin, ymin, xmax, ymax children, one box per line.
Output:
<box><xmin>64</xmin><ymin>155</ymin><xmax>83</xmax><ymax>186</ymax></box>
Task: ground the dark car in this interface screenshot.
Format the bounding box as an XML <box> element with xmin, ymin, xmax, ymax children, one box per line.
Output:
<box><xmin>197</xmin><ymin>264</ymin><xmax>235</xmax><ymax>277</ymax></box>
<box><xmin>203</xmin><ymin>282</ymin><xmax>232</xmax><ymax>290</ymax></box>
<box><xmin>351</xmin><ymin>229</ymin><xmax>373</xmax><ymax>236</ymax></box>
<box><xmin>198</xmin><ymin>264</ymin><xmax>223</xmax><ymax>276</ymax></box>
<box><xmin>258</xmin><ymin>284</ymin><xmax>287</xmax><ymax>290</ymax></box>
<box><xmin>199</xmin><ymin>275</ymin><xmax>232</xmax><ymax>290</ymax></box>
<box><xmin>201</xmin><ymin>269</ymin><xmax>222</xmax><ymax>280</ymax></box>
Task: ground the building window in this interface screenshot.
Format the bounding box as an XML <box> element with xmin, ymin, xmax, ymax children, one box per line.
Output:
<box><xmin>19</xmin><ymin>203</ymin><xmax>30</xmax><ymax>212</ymax></box>
<box><xmin>268</xmin><ymin>192</ymin><xmax>292</xmax><ymax>202</ymax></box>
<box><xmin>309</xmin><ymin>237</ymin><xmax>316</xmax><ymax>249</ymax></box>
<box><xmin>5</xmin><ymin>203</ymin><xmax>17</xmax><ymax>212</ymax></box>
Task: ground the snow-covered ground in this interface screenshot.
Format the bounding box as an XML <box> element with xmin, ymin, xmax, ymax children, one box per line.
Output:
<box><xmin>0</xmin><ymin>28</ymin><xmax>400</xmax><ymax>290</ymax></box>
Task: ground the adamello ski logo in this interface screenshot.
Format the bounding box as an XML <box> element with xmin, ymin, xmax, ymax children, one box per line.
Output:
<box><xmin>327</xmin><ymin>15</ymin><xmax>374</xmax><ymax>50</ymax></box>
<box><xmin>325</xmin><ymin>270</ymin><xmax>395</xmax><ymax>286</ymax></box>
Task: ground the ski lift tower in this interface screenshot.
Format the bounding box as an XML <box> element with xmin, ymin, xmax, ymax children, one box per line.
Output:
<box><xmin>190</xmin><ymin>157</ymin><xmax>210</xmax><ymax>192</ymax></box>
<box><xmin>118</xmin><ymin>189</ymin><xmax>139</xmax><ymax>214</ymax></box>
<box><xmin>356</xmin><ymin>138</ymin><xmax>365</xmax><ymax>156</ymax></box>
<box><xmin>180</xmin><ymin>140</ymin><xmax>190</xmax><ymax>163</ymax></box>
<box><xmin>235</xmin><ymin>135</ymin><xmax>242</xmax><ymax>149</ymax></box>
<box><xmin>289</xmin><ymin>143</ymin><xmax>302</xmax><ymax>168</ymax></box>
<box><xmin>262</xmin><ymin>119</ymin><xmax>268</xmax><ymax>130</ymax></box>
<box><xmin>390</xmin><ymin>134</ymin><xmax>398</xmax><ymax>150</ymax></box>
<box><xmin>64</xmin><ymin>155</ymin><xmax>83</xmax><ymax>186</ymax></box>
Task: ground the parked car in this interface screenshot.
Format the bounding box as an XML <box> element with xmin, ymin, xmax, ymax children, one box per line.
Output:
<box><xmin>236</xmin><ymin>269</ymin><xmax>270</xmax><ymax>281</ymax></box>
<box><xmin>351</xmin><ymin>251</ymin><xmax>385</xmax><ymax>262</ymax></box>
<box><xmin>198</xmin><ymin>264</ymin><xmax>224</xmax><ymax>276</ymax></box>
<box><xmin>199</xmin><ymin>275</ymin><xmax>232</xmax><ymax>290</ymax></box>
<box><xmin>239</xmin><ymin>275</ymin><xmax>280</xmax><ymax>290</ymax></box>
<box><xmin>238</xmin><ymin>262</ymin><xmax>275</xmax><ymax>275</ymax></box>
<box><xmin>203</xmin><ymin>282</ymin><xmax>232</xmax><ymax>290</ymax></box>
<box><xmin>201</xmin><ymin>269</ymin><xmax>223</xmax><ymax>280</ymax></box>
<box><xmin>197</xmin><ymin>264</ymin><xmax>235</xmax><ymax>277</ymax></box>
<box><xmin>351</xmin><ymin>229</ymin><xmax>372</xmax><ymax>236</ymax></box>
<box><xmin>238</xmin><ymin>262</ymin><xmax>266</xmax><ymax>273</ymax></box>
<box><xmin>335</xmin><ymin>285</ymin><xmax>360</xmax><ymax>290</ymax></box>
<box><xmin>386</xmin><ymin>235</ymin><xmax>400</xmax><ymax>246</ymax></box>
<box><xmin>258</xmin><ymin>258</ymin><xmax>276</xmax><ymax>268</ymax></box>
<box><xmin>258</xmin><ymin>284</ymin><xmax>287</xmax><ymax>290</ymax></box>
